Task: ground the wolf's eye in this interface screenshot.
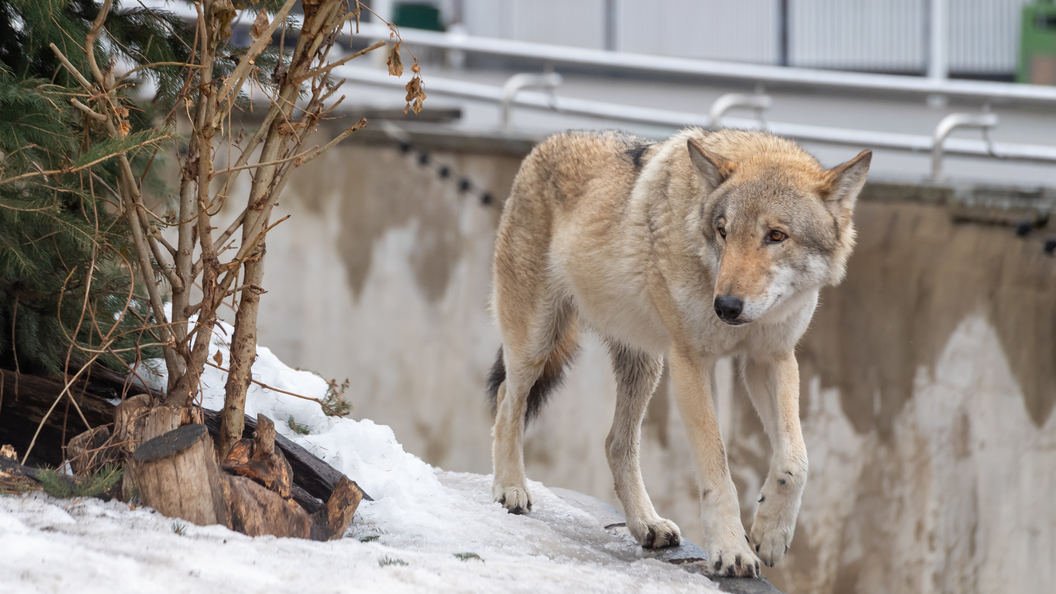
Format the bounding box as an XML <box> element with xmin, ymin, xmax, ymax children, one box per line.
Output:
<box><xmin>717</xmin><ymin>226</ymin><xmax>726</xmax><ymax>239</ymax></box>
<box><xmin>767</xmin><ymin>229</ymin><xmax>787</xmax><ymax>243</ymax></box>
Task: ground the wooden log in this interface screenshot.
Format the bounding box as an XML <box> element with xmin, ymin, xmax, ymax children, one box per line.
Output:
<box><xmin>67</xmin><ymin>426</ymin><xmax>118</xmax><ymax>475</ymax></box>
<box><xmin>113</xmin><ymin>394</ymin><xmax>150</xmax><ymax>458</ymax></box>
<box><xmin>130</xmin><ymin>424</ymin><xmax>230</xmax><ymax>527</ymax></box>
<box><xmin>0</xmin><ymin>369</ymin><xmax>369</xmax><ymax>515</ymax></box>
<box><xmin>224</xmin><ymin>475</ymin><xmax>313</xmax><ymax>538</ymax></box>
<box><xmin>310</xmin><ymin>475</ymin><xmax>365</xmax><ymax>540</ymax></box>
<box><xmin>142</xmin><ymin>405</ymin><xmax>202</xmax><ymax>441</ymax></box>
<box><xmin>0</xmin><ymin>369</ymin><xmax>117</xmax><ymax>465</ymax></box>
<box><xmin>202</xmin><ymin>410</ymin><xmax>371</xmax><ymax>508</ymax></box>
<box><xmin>221</xmin><ymin>470</ymin><xmax>364</xmax><ymax>540</ymax></box>
<box><xmin>220</xmin><ymin>414</ymin><xmax>293</xmax><ymax>498</ymax></box>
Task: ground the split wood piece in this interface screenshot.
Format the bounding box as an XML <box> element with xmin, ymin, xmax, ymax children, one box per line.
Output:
<box><xmin>224</xmin><ymin>475</ymin><xmax>313</xmax><ymax>538</ymax></box>
<box><xmin>144</xmin><ymin>404</ymin><xmax>203</xmax><ymax>442</ymax></box>
<box><xmin>221</xmin><ymin>414</ymin><xmax>293</xmax><ymax>498</ymax></box>
<box><xmin>202</xmin><ymin>409</ymin><xmax>372</xmax><ymax>511</ymax></box>
<box><xmin>309</xmin><ymin>476</ymin><xmax>365</xmax><ymax>541</ymax></box>
<box><xmin>67</xmin><ymin>426</ymin><xmax>119</xmax><ymax>475</ymax></box>
<box><xmin>112</xmin><ymin>394</ymin><xmax>151</xmax><ymax>458</ymax></box>
<box><xmin>222</xmin><ymin>471</ymin><xmax>366</xmax><ymax>540</ymax></box>
<box><xmin>130</xmin><ymin>424</ymin><xmax>230</xmax><ymax>527</ymax></box>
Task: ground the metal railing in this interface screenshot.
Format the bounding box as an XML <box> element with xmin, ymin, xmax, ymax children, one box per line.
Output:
<box><xmin>346</xmin><ymin>22</ymin><xmax>1056</xmax><ymax>106</ymax></box>
<box><xmin>336</xmin><ymin>66</ymin><xmax>1056</xmax><ymax>167</ymax></box>
<box><xmin>138</xmin><ymin>1</ymin><xmax>1056</xmax><ymax>105</ymax></box>
<box><xmin>136</xmin><ymin>1</ymin><xmax>1056</xmax><ymax>171</ymax></box>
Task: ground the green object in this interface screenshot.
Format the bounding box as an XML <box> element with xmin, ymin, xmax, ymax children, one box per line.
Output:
<box><xmin>392</xmin><ymin>3</ymin><xmax>444</xmax><ymax>32</ymax></box>
<box><xmin>1018</xmin><ymin>1</ymin><xmax>1056</xmax><ymax>84</ymax></box>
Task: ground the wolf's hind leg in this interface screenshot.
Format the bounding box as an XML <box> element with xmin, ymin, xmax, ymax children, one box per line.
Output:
<box><xmin>744</xmin><ymin>354</ymin><xmax>807</xmax><ymax>568</ymax></box>
<box><xmin>491</xmin><ymin>298</ymin><xmax>578</xmax><ymax>514</ymax></box>
<box><xmin>491</xmin><ymin>364</ymin><xmax>537</xmax><ymax>514</ymax></box>
<box><xmin>606</xmin><ymin>342</ymin><xmax>681</xmax><ymax>549</ymax></box>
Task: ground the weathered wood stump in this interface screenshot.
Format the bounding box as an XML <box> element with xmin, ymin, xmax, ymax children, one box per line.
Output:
<box><xmin>130</xmin><ymin>417</ymin><xmax>364</xmax><ymax>540</ymax></box>
<box><xmin>224</xmin><ymin>475</ymin><xmax>314</xmax><ymax>538</ymax></box>
<box><xmin>67</xmin><ymin>426</ymin><xmax>118</xmax><ymax>475</ymax></box>
<box><xmin>202</xmin><ymin>410</ymin><xmax>371</xmax><ymax>513</ymax></box>
<box><xmin>310</xmin><ymin>475</ymin><xmax>365</xmax><ymax>540</ymax></box>
<box><xmin>221</xmin><ymin>415</ymin><xmax>293</xmax><ymax>498</ymax></box>
<box><xmin>130</xmin><ymin>424</ymin><xmax>230</xmax><ymax>527</ymax></box>
<box><xmin>113</xmin><ymin>395</ymin><xmax>150</xmax><ymax>457</ymax></box>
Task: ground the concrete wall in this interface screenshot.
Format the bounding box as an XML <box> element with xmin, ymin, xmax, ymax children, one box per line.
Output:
<box><xmin>217</xmin><ymin>134</ymin><xmax>1055</xmax><ymax>593</ymax></box>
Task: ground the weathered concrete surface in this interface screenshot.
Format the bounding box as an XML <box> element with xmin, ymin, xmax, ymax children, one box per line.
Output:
<box><xmin>209</xmin><ymin>131</ymin><xmax>1056</xmax><ymax>594</ymax></box>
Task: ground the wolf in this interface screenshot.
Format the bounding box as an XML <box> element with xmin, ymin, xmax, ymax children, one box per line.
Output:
<box><xmin>485</xmin><ymin>127</ymin><xmax>870</xmax><ymax>577</ymax></box>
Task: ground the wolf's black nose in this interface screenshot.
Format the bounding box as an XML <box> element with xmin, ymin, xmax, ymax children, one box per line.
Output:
<box><xmin>714</xmin><ymin>296</ymin><xmax>744</xmax><ymax>321</ymax></box>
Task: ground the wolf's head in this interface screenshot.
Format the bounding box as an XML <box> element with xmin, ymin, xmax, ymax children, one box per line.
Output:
<box><xmin>687</xmin><ymin>136</ymin><xmax>871</xmax><ymax>326</ymax></box>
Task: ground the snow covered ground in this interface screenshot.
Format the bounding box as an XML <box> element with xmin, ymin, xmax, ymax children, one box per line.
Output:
<box><xmin>0</xmin><ymin>319</ymin><xmax>720</xmax><ymax>593</ymax></box>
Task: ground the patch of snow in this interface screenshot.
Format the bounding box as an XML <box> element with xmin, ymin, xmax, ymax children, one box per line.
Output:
<box><xmin>1</xmin><ymin>317</ymin><xmax>719</xmax><ymax>593</ymax></box>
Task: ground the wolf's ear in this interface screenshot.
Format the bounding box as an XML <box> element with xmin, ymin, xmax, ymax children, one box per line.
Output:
<box><xmin>687</xmin><ymin>139</ymin><xmax>735</xmax><ymax>190</ymax></box>
<box><xmin>821</xmin><ymin>149</ymin><xmax>871</xmax><ymax>228</ymax></box>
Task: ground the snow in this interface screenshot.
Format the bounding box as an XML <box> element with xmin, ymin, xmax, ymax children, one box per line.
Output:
<box><xmin>0</xmin><ymin>318</ymin><xmax>720</xmax><ymax>593</ymax></box>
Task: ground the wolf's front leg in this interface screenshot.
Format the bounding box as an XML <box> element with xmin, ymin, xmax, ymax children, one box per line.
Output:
<box><xmin>743</xmin><ymin>354</ymin><xmax>808</xmax><ymax>567</ymax></box>
<box><xmin>606</xmin><ymin>343</ymin><xmax>681</xmax><ymax>549</ymax></box>
<box><xmin>670</xmin><ymin>348</ymin><xmax>760</xmax><ymax>577</ymax></box>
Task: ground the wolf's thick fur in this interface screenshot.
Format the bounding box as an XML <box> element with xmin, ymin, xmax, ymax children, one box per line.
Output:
<box><xmin>487</xmin><ymin>128</ymin><xmax>870</xmax><ymax>577</ymax></box>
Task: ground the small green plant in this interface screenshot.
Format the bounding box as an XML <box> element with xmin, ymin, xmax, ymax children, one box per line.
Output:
<box><xmin>322</xmin><ymin>378</ymin><xmax>353</xmax><ymax>417</ymax></box>
<box><xmin>359</xmin><ymin>535</ymin><xmax>380</xmax><ymax>542</ymax></box>
<box><xmin>454</xmin><ymin>552</ymin><xmax>483</xmax><ymax>562</ymax></box>
<box><xmin>378</xmin><ymin>556</ymin><xmax>407</xmax><ymax>567</ymax></box>
<box><xmin>36</xmin><ymin>465</ymin><xmax>123</xmax><ymax>499</ymax></box>
<box><xmin>172</xmin><ymin>521</ymin><xmax>187</xmax><ymax>536</ymax></box>
<box><xmin>287</xmin><ymin>416</ymin><xmax>311</xmax><ymax>436</ymax></box>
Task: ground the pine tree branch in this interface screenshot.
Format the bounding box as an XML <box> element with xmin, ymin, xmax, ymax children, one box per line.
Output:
<box><xmin>48</xmin><ymin>44</ymin><xmax>95</xmax><ymax>93</ymax></box>
<box><xmin>0</xmin><ymin>135</ymin><xmax>172</xmax><ymax>187</ymax></box>
<box><xmin>84</xmin><ymin>0</ymin><xmax>114</xmax><ymax>88</ymax></box>
<box><xmin>71</xmin><ymin>98</ymin><xmax>107</xmax><ymax>122</ymax></box>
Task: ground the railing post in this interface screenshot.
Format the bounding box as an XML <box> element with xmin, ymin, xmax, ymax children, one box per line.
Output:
<box><xmin>500</xmin><ymin>72</ymin><xmax>563</xmax><ymax>132</ymax></box>
<box><xmin>930</xmin><ymin>112</ymin><xmax>998</xmax><ymax>180</ymax></box>
<box><xmin>708</xmin><ymin>93</ymin><xmax>772</xmax><ymax>130</ymax></box>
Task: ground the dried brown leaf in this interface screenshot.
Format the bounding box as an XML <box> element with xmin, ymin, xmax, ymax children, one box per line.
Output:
<box><xmin>387</xmin><ymin>42</ymin><xmax>403</xmax><ymax>77</ymax></box>
<box><xmin>213</xmin><ymin>350</ymin><xmax>223</xmax><ymax>366</ymax></box>
<box><xmin>250</xmin><ymin>9</ymin><xmax>269</xmax><ymax>41</ymax></box>
<box><xmin>403</xmin><ymin>76</ymin><xmax>426</xmax><ymax>115</ymax></box>
<box><xmin>211</xmin><ymin>0</ymin><xmax>237</xmax><ymax>40</ymax></box>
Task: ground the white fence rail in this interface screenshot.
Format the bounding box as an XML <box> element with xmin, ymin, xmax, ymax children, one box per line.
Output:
<box><xmin>336</xmin><ymin>66</ymin><xmax>1056</xmax><ymax>168</ymax></box>
<box><xmin>347</xmin><ymin>22</ymin><xmax>1056</xmax><ymax>105</ymax></box>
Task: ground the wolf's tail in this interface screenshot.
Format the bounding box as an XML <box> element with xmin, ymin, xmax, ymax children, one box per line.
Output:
<box><xmin>485</xmin><ymin>323</ymin><xmax>580</xmax><ymax>424</ymax></box>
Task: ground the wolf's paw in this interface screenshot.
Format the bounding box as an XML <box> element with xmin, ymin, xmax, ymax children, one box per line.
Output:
<box><xmin>706</xmin><ymin>540</ymin><xmax>761</xmax><ymax>578</ymax></box>
<box><xmin>494</xmin><ymin>485</ymin><xmax>532</xmax><ymax>515</ymax></box>
<box><xmin>750</xmin><ymin>495</ymin><xmax>797</xmax><ymax>567</ymax></box>
<box><xmin>630</xmin><ymin>517</ymin><xmax>682</xmax><ymax>549</ymax></box>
